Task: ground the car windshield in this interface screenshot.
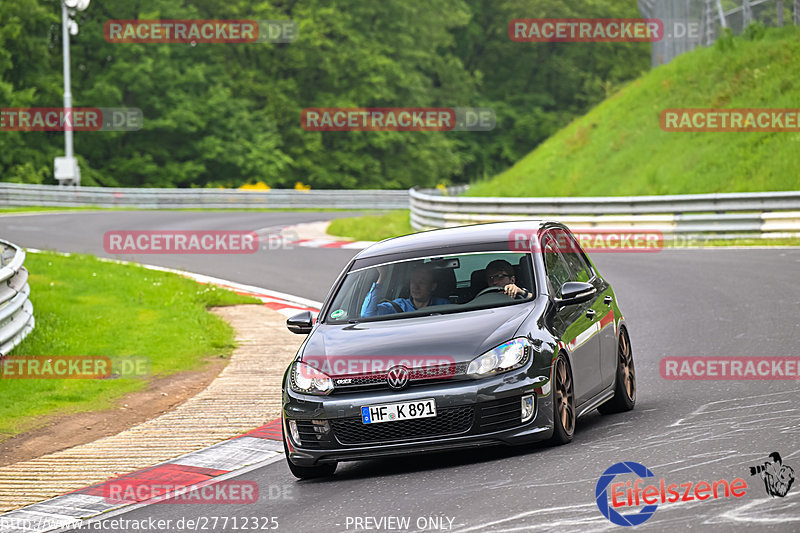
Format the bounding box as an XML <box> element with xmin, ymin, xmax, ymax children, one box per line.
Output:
<box><xmin>325</xmin><ymin>252</ymin><xmax>535</xmax><ymax>323</ymax></box>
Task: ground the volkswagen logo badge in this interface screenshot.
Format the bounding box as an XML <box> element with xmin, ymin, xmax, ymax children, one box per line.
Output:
<box><xmin>386</xmin><ymin>365</ymin><xmax>410</xmax><ymax>390</ymax></box>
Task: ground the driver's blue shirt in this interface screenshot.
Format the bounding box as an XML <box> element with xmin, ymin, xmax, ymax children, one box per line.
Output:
<box><xmin>361</xmin><ymin>282</ymin><xmax>449</xmax><ymax>317</ymax></box>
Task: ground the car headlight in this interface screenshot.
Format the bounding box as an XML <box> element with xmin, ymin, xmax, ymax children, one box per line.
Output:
<box><xmin>467</xmin><ymin>338</ymin><xmax>532</xmax><ymax>377</ymax></box>
<box><xmin>291</xmin><ymin>361</ymin><xmax>334</xmax><ymax>395</ymax></box>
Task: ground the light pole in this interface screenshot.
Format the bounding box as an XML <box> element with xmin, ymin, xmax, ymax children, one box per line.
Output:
<box><xmin>55</xmin><ymin>0</ymin><xmax>90</xmax><ymax>186</ymax></box>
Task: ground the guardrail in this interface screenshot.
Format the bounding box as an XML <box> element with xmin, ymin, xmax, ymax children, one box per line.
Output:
<box><xmin>0</xmin><ymin>183</ymin><xmax>409</xmax><ymax>210</ymax></box>
<box><xmin>410</xmin><ymin>187</ymin><xmax>800</xmax><ymax>239</ymax></box>
<box><xmin>0</xmin><ymin>240</ymin><xmax>34</xmax><ymax>356</ymax></box>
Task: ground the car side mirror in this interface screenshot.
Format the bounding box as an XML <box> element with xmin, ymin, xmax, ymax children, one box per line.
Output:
<box><xmin>287</xmin><ymin>311</ymin><xmax>314</xmax><ymax>334</ymax></box>
<box><xmin>556</xmin><ymin>281</ymin><xmax>596</xmax><ymax>307</ymax></box>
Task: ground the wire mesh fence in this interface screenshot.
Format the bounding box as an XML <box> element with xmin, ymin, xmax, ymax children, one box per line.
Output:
<box><xmin>638</xmin><ymin>0</ymin><xmax>799</xmax><ymax>65</ymax></box>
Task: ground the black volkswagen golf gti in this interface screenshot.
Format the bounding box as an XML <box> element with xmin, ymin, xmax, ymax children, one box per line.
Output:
<box><xmin>281</xmin><ymin>221</ymin><xmax>636</xmax><ymax>478</ymax></box>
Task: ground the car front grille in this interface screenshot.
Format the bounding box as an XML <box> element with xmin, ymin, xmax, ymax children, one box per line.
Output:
<box><xmin>331</xmin><ymin>362</ymin><xmax>470</xmax><ymax>393</ymax></box>
<box><xmin>331</xmin><ymin>406</ymin><xmax>474</xmax><ymax>445</ymax></box>
<box><xmin>477</xmin><ymin>396</ymin><xmax>522</xmax><ymax>431</ymax></box>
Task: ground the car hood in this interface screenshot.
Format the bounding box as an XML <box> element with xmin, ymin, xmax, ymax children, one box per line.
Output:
<box><xmin>300</xmin><ymin>303</ymin><xmax>535</xmax><ymax>372</ymax></box>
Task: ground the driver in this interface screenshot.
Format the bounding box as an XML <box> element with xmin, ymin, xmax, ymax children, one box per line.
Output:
<box><xmin>485</xmin><ymin>260</ymin><xmax>530</xmax><ymax>299</ymax></box>
<box><xmin>361</xmin><ymin>263</ymin><xmax>449</xmax><ymax>317</ymax></box>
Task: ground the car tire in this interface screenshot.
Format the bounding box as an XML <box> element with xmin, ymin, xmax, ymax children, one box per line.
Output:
<box><xmin>283</xmin><ymin>436</ymin><xmax>337</xmax><ymax>479</ymax></box>
<box><xmin>598</xmin><ymin>328</ymin><xmax>636</xmax><ymax>414</ymax></box>
<box><xmin>550</xmin><ymin>353</ymin><xmax>575</xmax><ymax>445</ymax></box>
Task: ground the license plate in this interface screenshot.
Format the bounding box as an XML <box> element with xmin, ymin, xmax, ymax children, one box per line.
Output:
<box><xmin>361</xmin><ymin>399</ymin><xmax>436</xmax><ymax>424</ymax></box>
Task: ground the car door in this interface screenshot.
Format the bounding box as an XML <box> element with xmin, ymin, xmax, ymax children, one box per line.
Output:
<box><xmin>558</xmin><ymin>231</ymin><xmax>614</xmax><ymax>394</ymax></box>
<box><xmin>541</xmin><ymin>231</ymin><xmax>602</xmax><ymax>405</ymax></box>
<box><xmin>590</xmin><ymin>278</ymin><xmax>617</xmax><ymax>390</ymax></box>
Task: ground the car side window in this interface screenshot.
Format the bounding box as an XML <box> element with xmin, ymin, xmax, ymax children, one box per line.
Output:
<box><xmin>560</xmin><ymin>234</ymin><xmax>593</xmax><ymax>283</ymax></box>
<box><xmin>541</xmin><ymin>234</ymin><xmax>572</xmax><ymax>297</ymax></box>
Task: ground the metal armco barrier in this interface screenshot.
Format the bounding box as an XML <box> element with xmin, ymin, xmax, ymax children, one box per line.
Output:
<box><xmin>0</xmin><ymin>183</ymin><xmax>409</xmax><ymax>210</ymax></box>
<box><xmin>410</xmin><ymin>187</ymin><xmax>800</xmax><ymax>239</ymax></box>
<box><xmin>0</xmin><ymin>240</ymin><xmax>34</xmax><ymax>356</ymax></box>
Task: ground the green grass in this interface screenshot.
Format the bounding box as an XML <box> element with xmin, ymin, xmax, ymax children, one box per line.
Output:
<box><xmin>0</xmin><ymin>251</ymin><xmax>259</xmax><ymax>440</ymax></box>
<box><xmin>468</xmin><ymin>26</ymin><xmax>800</xmax><ymax>197</ymax></box>
<box><xmin>327</xmin><ymin>210</ymin><xmax>415</xmax><ymax>241</ymax></box>
<box><xmin>326</xmin><ymin>212</ymin><xmax>800</xmax><ymax>247</ymax></box>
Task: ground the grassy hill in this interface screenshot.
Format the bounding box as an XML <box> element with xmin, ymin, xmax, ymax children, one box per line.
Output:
<box><xmin>467</xmin><ymin>25</ymin><xmax>800</xmax><ymax>198</ymax></box>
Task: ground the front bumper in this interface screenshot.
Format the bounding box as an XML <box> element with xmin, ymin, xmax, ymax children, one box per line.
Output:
<box><xmin>283</xmin><ymin>367</ymin><xmax>554</xmax><ymax>466</ymax></box>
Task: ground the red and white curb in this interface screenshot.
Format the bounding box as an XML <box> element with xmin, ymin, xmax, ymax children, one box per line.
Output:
<box><xmin>0</xmin><ymin>432</ymin><xmax>287</xmax><ymax>533</ymax></box>
<box><xmin>148</xmin><ymin>268</ymin><xmax>323</xmax><ymax>318</ymax></box>
<box><xmin>256</xmin><ymin>223</ymin><xmax>376</xmax><ymax>250</ymax></box>
<box><xmin>285</xmin><ymin>237</ymin><xmax>375</xmax><ymax>250</ymax></box>
<box><xmin>0</xmin><ymin>259</ymin><xmax>316</xmax><ymax>533</ymax></box>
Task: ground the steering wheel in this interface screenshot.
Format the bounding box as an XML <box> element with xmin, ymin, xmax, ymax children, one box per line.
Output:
<box><xmin>476</xmin><ymin>286</ymin><xmax>527</xmax><ymax>300</ymax></box>
<box><xmin>378</xmin><ymin>298</ymin><xmax>403</xmax><ymax>313</ymax></box>
<box><xmin>475</xmin><ymin>286</ymin><xmax>506</xmax><ymax>297</ymax></box>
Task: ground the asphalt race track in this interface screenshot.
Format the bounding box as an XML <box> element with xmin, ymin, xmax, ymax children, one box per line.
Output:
<box><xmin>2</xmin><ymin>211</ymin><xmax>799</xmax><ymax>532</ymax></box>
<box><xmin>0</xmin><ymin>211</ymin><xmax>359</xmax><ymax>301</ymax></box>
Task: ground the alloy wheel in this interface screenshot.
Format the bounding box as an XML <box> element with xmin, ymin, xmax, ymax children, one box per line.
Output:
<box><xmin>619</xmin><ymin>330</ymin><xmax>636</xmax><ymax>402</ymax></box>
<box><xmin>555</xmin><ymin>356</ymin><xmax>575</xmax><ymax>435</ymax></box>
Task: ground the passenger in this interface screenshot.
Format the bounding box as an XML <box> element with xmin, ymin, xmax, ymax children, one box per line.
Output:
<box><xmin>485</xmin><ymin>259</ymin><xmax>531</xmax><ymax>299</ymax></box>
<box><xmin>361</xmin><ymin>263</ymin><xmax>449</xmax><ymax>317</ymax></box>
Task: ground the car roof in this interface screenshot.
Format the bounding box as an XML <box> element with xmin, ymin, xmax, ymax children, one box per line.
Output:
<box><xmin>354</xmin><ymin>220</ymin><xmax>559</xmax><ymax>259</ymax></box>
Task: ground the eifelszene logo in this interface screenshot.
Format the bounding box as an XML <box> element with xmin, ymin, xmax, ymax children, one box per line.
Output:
<box><xmin>595</xmin><ymin>462</ymin><xmax>658</xmax><ymax>526</ymax></box>
<box><xmin>595</xmin><ymin>461</ymin><xmax>748</xmax><ymax>527</ymax></box>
